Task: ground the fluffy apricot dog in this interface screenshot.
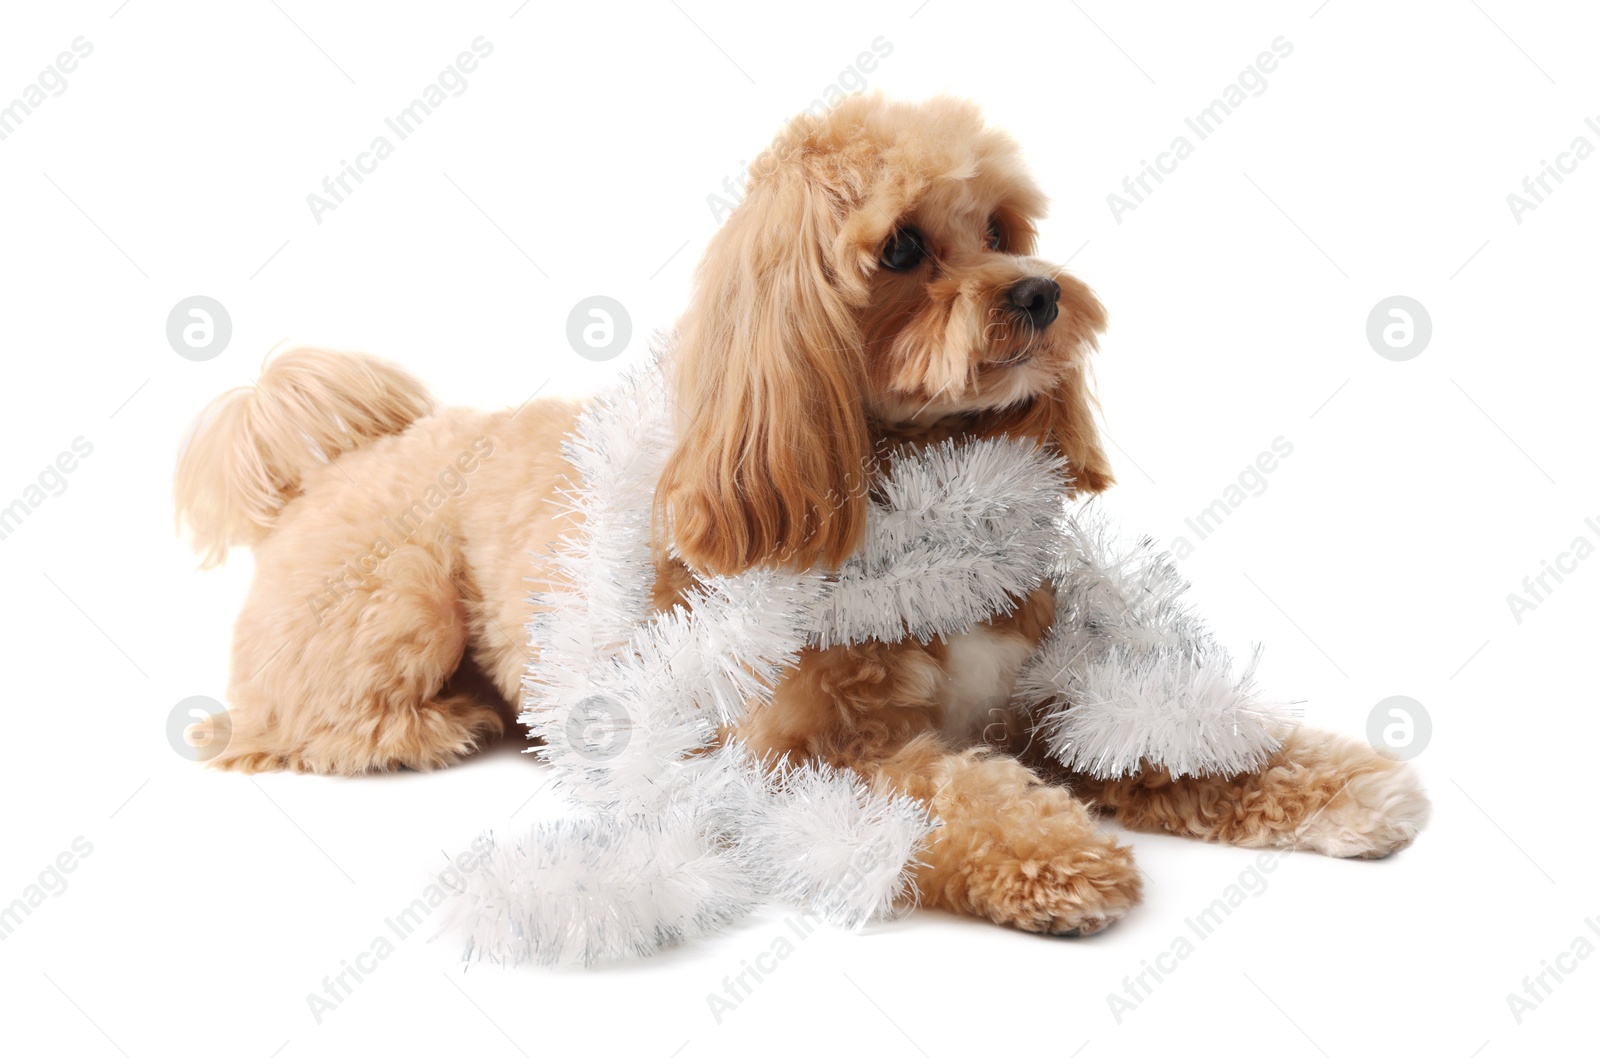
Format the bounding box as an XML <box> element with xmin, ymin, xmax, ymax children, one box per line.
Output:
<box><xmin>176</xmin><ymin>95</ymin><xmax>1428</xmax><ymax>936</ymax></box>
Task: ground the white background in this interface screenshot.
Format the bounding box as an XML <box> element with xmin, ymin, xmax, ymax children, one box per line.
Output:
<box><xmin>1</xmin><ymin>1</ymin><xmax>1596</xmax><ymax>1055</ymax></box>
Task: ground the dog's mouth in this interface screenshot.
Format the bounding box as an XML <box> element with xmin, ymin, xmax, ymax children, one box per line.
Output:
<box><xmin>883</xmin><ymin>351</ymin><xmax>1054</xmax><ymax>422</ymax></box>
<box><xmin>980</xmin><ymin>335</ymin><xmax>1053</xmax><ymax>373</ymax></box>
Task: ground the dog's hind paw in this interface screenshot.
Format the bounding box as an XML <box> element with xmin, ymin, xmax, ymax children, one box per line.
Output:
<box><xmin>1289</xmin><ymin>749</ymin><xmax>1431</xmax><ymax>859</ymax></box>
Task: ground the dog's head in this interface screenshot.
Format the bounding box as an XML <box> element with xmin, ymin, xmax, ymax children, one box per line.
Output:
<box><xmin>659</xmin><ymin>94</ymin><xmax>1112</xmax><ymax>575</ymax></box>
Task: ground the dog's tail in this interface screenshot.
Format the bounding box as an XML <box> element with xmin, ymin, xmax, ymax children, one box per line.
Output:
<box><xmin>174</xmin><ymin>347</ymin><xmax>433</xmax><ymax>567</ymax></box>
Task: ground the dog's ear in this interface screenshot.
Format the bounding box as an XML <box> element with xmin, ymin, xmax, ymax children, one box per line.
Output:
<box><xmin>656</xmin><ymin>164</ymin><xmax>872</xmax><ymax>576</ymax></box>
<box><xmin>1016</xmin><ymin>274</ymin><xmax>1115</xmax><ymax>495</ymax></box>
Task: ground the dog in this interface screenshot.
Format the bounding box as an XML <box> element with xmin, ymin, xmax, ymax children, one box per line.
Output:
<box><xmin>175</xmin><ymin>94</ymin><xmax>1428</xmax><ymax>936</ymax></box>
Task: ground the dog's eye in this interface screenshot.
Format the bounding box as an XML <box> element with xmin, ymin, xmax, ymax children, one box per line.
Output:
<box><xmin>880</xmin><ymin>226</ymin><xmax>926</xmax><ymax>271</ymax></box>
<box><xmin>986</xmin><ymin>217</ymin><xmax>1005</xmax><ymax>251</ymax></box>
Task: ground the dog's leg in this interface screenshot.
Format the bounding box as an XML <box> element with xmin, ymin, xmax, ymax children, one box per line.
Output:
<box><xmin>741</xmin><ymin>643</ymin><xmax>1141</xmax><ymax>935</ymax></box>
<box><xmin>211</xmin><ymin>537</ymin><xmax>503</xmax><ymax>775</ymax></box>
<box><xmin>1067</xmin><ymin>727</ymin><xmax>1430</xmax><ymax>859</ymax></box>
<box><xmin>871</xmin><ymin>736</ymin><xmax>1142</xmax><ymax>935</ymax></box>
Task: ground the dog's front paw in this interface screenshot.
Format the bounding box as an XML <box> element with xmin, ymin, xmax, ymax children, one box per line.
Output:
<box><xmin>1283</xmin><ymin>732</ymin><xmax>1431</xmax><ymax>859</ymax></box>
<box><xmin>950</xmin><ymin>811</ymin><xmax>1142</xmax><ymax>936</ymax></box>
<box><xmin>967</xmin><ymin>842</ymin><xmax>1142</xmax><ymax>936</ymax></box>
<box><xmin>910</xmin><ymin>753</ymin><xmax>1143</xmax><ymax>936</ymax></box>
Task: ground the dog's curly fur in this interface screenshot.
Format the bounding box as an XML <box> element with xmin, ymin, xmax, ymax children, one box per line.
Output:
<box><xmin>175</xmin><ymin>95</ymin><xmax>1428</xmax><ymax>936</ymax></box>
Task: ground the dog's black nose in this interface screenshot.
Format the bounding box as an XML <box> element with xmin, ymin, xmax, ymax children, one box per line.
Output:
<box><xmin>1008</xmin><ymin>276</ymin><xmax>1061</xmax><ymax>329</ymax></box>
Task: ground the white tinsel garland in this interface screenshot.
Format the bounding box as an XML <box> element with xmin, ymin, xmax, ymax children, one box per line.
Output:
<box><xmin>443</xmin><ymin>340</ymin><xmax>1296</xmax><ymax>966</ymax></box>
<box><xmin>448</xmin><ymin>813</ymin><xmax>751</xmax><ymax>967</ymax></box>
<box><xmin>1013</xmin><ymin>514</ymin><xmax>1298</xmax><ymax>778</ymax></box>
<box><xmin>813</xmin><ymin>439</ymin><xmax>1069</xmax><ymax>647</ymax></box>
